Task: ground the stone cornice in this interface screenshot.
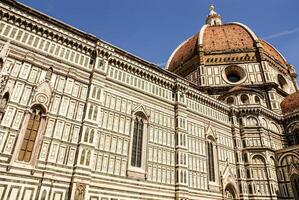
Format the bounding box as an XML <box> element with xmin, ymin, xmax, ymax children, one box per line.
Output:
<box><xmin>0</xmin><ymin>0</ymin><xmax>96</xmax><ymax>52</ymax></box>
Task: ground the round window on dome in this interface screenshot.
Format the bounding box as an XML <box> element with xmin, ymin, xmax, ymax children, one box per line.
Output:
<box><xmin>222</xmin><ymin>65</ymin><xmax>247</xmax><ymax>84</ymax></box>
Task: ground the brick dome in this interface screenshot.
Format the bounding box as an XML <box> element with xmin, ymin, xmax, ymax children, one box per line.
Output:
<box><xmin>281</xmin><ymin>91</ymin><xmax>299</xmax><ymax>114</ymax></box>
<box><xmin>166</xmin><ymin>21</ymin><xmax>287</xmax><ymax>72</ymax></box>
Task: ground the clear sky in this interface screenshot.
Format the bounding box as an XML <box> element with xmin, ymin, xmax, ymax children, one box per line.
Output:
<box><xmin>18</xmin><ymin>0</ymin><xmax>299</xmax><ymax>73</ymax></box>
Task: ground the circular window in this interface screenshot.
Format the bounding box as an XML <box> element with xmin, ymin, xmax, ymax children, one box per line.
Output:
<box><xmin>222</xmin><ymin>65</ymin><xmax>247</xmax><ymax>84</ymax></box>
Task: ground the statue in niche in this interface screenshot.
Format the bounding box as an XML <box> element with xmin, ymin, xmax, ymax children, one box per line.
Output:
<box><xmin>74</xmin><ymin>184</ymin><xmax>85</xmax><ymax>200</ymax></box>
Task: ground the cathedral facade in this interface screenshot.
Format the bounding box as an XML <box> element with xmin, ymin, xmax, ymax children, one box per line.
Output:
<box><xmin>0</xmin><ymin>1</ymin><xmax>298</xmax><ymax>200</ymax></box>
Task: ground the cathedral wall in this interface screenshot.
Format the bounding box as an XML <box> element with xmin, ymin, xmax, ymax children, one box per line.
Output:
<box><xmin>0</xmin><ymin>1</ymin><xmax>295</xmax><ymax>200</ymax></box>
<box><xmin>200</xmin><ymin>63</ymin><xmax>263</xmax><ymax>87</ymax></box>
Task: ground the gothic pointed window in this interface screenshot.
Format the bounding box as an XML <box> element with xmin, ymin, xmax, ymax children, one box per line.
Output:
<box><xmin>208</xmin><ymin>141</ymin><xmax>215</xmax><ymax>182</ymax></box>
<box><xmin>18</xmin><ymin>106</ymin><xmax>44</xmax><ymax>162</ymax></box>
<box><xmin>131</xmin><ymin>117</ymin><xmax>144</xmax><ymax>167</ymax></box>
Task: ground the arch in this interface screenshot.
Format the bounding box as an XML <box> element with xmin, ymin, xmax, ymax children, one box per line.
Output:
<box><xmin>286</xmin><ymin>122</ymin><xmax>299</xmax><ymax>145</ymax></box>
<box><xmin>270</xmin><ymin>122</ymin><xmax>280</xmax><ymax>133</ymax></box>
<box><xmin>286</xmin><ymin>121</ymin><xmax>299</xmax><ymax>133</ymax></box>
<box><xmin>224</xmin><ymin>183</ymin><xmax>238</xmax><ymax>200</ymax></box>
<box><xmin>131</xmin><ymin>116</ymin><xmax>144</xmax><ymax>167</ymax></box>
<box><xmin>207</xmin><ymin>139</ymin><xmax>216</xmax><ymax>182</ymax></box>
<box><xmin>246</xmin><ymin>116</ymin><xmax>259</xmax><ymax>127</ymax></box>
<box><xmin>132</xmin><ymin>104</ymin><xmax>149</xmax><ymax>121</ymax></box>
<box><xmin>269</xmin><ymin>156</ymin><xmax>276</xmax><ymax>166</ymax></box>
<box><xmin>252</xmin><ymin>154</ymin><xmax>266</xmax><ymax>164</ymax></box>
<box><xmin>40</xmin><ymin>190</ymin><xmax>47</xmax><ymax>200</ymax></box>
<box><xmin>279</xmin><ymin>154</ymin><xmax>299</xmax><ymax>166</ymax></box>
<box><xmin>17</xmin><ymin>105</ymin><xmax>46</xmax><ymax>162</ymax></box>
<box><xmin>30</xmin><ymin>103</ymin><xmax>47</xmax><ymax>115</ymax></box>
<box><xmin>261</xmin><ymin>118</ymin><xmax>268</xmax><ymax>129</ymax></box>
<box><xmin>248</xmin><ymin>184</ymin><xmax>253</xmax><ymax>194</ymax></box>
<box><xmin>254</xmin><ymin>95</ymin><xmax>261</xmax><ymax>104</ymax></box>
<box><xmin>277</xmin><ymin>74</ymin><xmax>289</xmax><ymax>92</ymax></box>
<box><xmin>226</xmin><ymin>96</ymin><xmax>235</xmax><ymax>105</ymax></box>
<box><xmin>240</xmin><ymin>94</ymin><xmax>249</xmax><ymax>104</ymax></box>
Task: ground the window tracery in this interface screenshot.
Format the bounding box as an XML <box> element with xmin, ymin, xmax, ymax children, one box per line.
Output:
<box><xmin>18</xmin><ymin>105</ymin><xmax>45</xmax><ymax>162</ymax></box>
<box><xmin>131</xmin><ymin>116</ymin><xmax>144</xmax><ymax>167</ymax></box>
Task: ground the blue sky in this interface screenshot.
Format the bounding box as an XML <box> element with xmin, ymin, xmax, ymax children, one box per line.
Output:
<box><xmin>19</xmin><ymin>0</ymin><xmax>299</xmax><ymax>73</ymax></box>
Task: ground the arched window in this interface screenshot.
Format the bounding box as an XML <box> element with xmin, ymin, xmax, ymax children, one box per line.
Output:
<box><xmin>277</xmin><ymin>74</ymin><xmax>288</xmax><ymax>92</ymax></box>
<box><xmin>41</xmin><ymin>190</ymin><xmax>47</xmax><ymax>200</ymax></box>
<box><xmin>207</xmin><ymin>140</ymin><xmax>215</xmax><ymax>182</ymax></box>
<box><xmin>248</xmin><ymin>184</ymin><xmax>253</xmax><ymax>194</ymax></box>
<box><xmin>226</xmin><ymin>97</ymin><xmax>235</xmax><ymax>105</ymax></box>
<box><xmin>247</xmin><ymin>117</ymin><xmax>258</xmax><ymax>127</ymax></box>
<box><xmin>254</xmin><ymin>96</ymin><xmax>261</xmax><ymax>104</ymax></box>
<box><xmin>247</xmin><ymin>169</ymin><xmax>251</xmax><ymax>178</ymax></box>
<box><xmin>131</xmin><ymin>117</ymin><xmax>144</xmax><ymax>167</ymax></box>
<box><xmin>240</xmin><ymin>94</ymin><xmax>249</xmax><ymax>104</ymax></box>
<box><xmin>294</xmin><ymin>129</ymin><xmax>299</xmax><ymax>145</ymax></box>
<box><xmin>18</xmin><ymin>106</ymin><xmax>44</xmax><ymax>162</ymax></box>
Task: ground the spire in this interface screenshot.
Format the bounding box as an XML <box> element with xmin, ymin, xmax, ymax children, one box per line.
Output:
<box><xmin>205</xmin><ymin>4</ymin><xmax>222</xmax><ymax>26</ymax></box>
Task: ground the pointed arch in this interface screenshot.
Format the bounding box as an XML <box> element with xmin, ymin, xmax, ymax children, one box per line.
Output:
<box><xmin>131</xmin><ymin>116</ymin><xmax>144</xmax><ymax>167</ymax></box>
<box><xmin>224</xmin><ymin>183</ymin><xmax>238</xmax><ymax>200</ymax></box>
<box><xmin>127</xmin><ymin>104</ymin><xmax>150</xmax><ymax>179</ymax></box>
<box><xmin>17</xmin><ymin>104</ymin><xmax>46</xmax><ymax>163</ymax></box>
